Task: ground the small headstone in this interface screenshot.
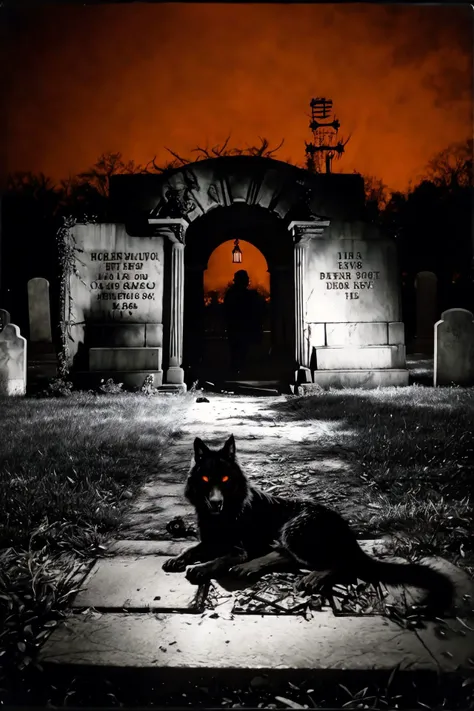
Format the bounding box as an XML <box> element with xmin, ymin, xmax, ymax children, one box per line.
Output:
<box><xmin>0</xmin><ymin>323</ymin><xmax>27</xmax><ymax>396</ymax></box>
<box><xmin>415</xmin><ymin>271</ymin><xmax>438</xmax><ymax>354</ymax></box>
<box><xmin>28</xmin><ymin>277</ymin><xmax>52</xmax><ymax>343</ymax></box>
<box><xmin>0</xmin><ymin>309</ymin><xmax>10</xmax><ymax>333</ymax></box>
<box><xmin>434</xmin><ymin>308</ymin><xmax>474</xmax><ymax>386</ymax></box>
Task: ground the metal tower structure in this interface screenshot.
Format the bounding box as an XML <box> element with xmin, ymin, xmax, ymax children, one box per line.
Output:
<box><xmin>305</xmin><ymin>97</ymin><xmax>350</xmax><ymax>173</ymax></box>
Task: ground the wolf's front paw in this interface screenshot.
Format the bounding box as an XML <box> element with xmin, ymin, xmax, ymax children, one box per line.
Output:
<box><xmin>230</xmin><ymin>562</ymin><xmax>261</xmax><ymax>579</ymax></box>
<box><xmin>162</xmin><ymin>556</ymin><xmax>187</xmax><ymax>573</ymax></box>
<box><xmin>296</xmin><ymin>570</ymin><xmax>334</xmax><ymax>594</ymax></box>
<box><xmin>186</xmin><ymin>563</ymin><xmax>213</xmax><ymax>584</ymax></box>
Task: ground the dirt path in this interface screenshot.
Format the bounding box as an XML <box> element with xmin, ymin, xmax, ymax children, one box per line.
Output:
<box><xmin>119</xmin><ymin>393</ymin><xmax>375</xmax><ymax>540</ymax></box>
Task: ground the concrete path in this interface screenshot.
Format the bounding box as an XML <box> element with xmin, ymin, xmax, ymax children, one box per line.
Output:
<box><xmin>118</xmin><ymin>393</ymin><xmax>371</xmax><ymax>541</ymax></box>
<box><xmin>39</xmin><ymin>393</ymin><xmax>474</xmax><ymax>697</ymax></box>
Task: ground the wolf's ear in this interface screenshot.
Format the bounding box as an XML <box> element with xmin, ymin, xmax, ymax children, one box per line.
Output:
<box><xmin>194</xmin><ymin>437</ymin><xmax>210</xmax><ymax>462</ymax></box>
<box><xmin>222</xmin><ymin>434</ymin><xmax>236</xmax><ymax>461</ymax></box>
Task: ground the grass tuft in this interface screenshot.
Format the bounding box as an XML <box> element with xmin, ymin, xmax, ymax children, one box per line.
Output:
<box><xmin>274</xmin><ymin>385</ymin><xmax>474</xmax><ymax>563</ymax></box>
<box><xmin>0</xmin><ymin>390</ymin><xmax>193</xmax><ymax>703</ymax></box>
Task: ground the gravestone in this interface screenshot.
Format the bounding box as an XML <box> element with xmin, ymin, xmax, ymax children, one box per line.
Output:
<box><xmin>434</xmin><ymin>308</ymin><xmax>474</xmax><ymax>386</ymax></box>
<box><xmin>66</xmin><ymin>223</ymin><xmax>170</xmax><ymax>389</ymax></box>
<box><xmin>0</xmin><ymin>309</ymin><xmax>10</xmax><ymax>332</ymax></box>
<box><xmin>28</xmin><ymin>277</ymin><xmax>52</xmax><ymax>343</ymax></box>
<box><xmin>414</xmin><ymin>271</ymin><xmax>438</xmax><ymax>355</ymax></box>
<box><xmin>0</xmin><ymin>323</ymin><xmax>27</xmax><ymax>396</ymax></box>
<box><xmin>27</xmin><ymin>277</ymin><xmax>57</xmax><ymax>386</ymax></box>
<box><xmin>293</xmin><ymin>219</ymin><xmax>409</xmax><ymax>389</ymax></box>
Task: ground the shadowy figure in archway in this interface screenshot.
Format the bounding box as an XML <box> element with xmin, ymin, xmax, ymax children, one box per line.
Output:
<box><xmin>224</xmin><ymin>270</ymin><xmax>265</xmax><ymax>374</ymax></box>
<box><xmin>206</xmin><ymin>291</ymin><xmax>222</xmax><ymax>335</ymax></box>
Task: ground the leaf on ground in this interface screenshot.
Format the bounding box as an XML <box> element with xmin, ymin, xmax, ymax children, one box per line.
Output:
<box><xmin>274</xmin><ymin>696</ymin><xmax>304</xmax><ymax>709</ymax></box>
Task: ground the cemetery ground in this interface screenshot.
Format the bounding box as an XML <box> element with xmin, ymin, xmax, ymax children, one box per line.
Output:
<box><xmin>0</xmin><ymin>375</ymin><xmax>473</xmax><ymax>708</ymax></box>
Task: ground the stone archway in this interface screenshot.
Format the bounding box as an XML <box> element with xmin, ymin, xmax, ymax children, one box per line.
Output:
<box><xmin>139</xmin><ymin>156</ymin><xmax>342</xmax><ymax>386</ymax></box>
<box><xmin>68</xmin><ymin>157</ymin><xmax>407</xmax><ymax>393</ymax></box>
<box><xmin>138</xmin><ymin>156</ymin><xmax>340</xmax><ymax>390</ymax></box>
<box><xmin>103</xmin><ymin>155</ymin><xmax>409</xmax><ymax>392</ymax></box>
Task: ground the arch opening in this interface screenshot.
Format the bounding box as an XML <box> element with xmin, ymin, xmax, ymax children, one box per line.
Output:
<box><xmin>182</xmin><ymin>203</ymin><xmax>295</xmax><ymax>384</ymax></box>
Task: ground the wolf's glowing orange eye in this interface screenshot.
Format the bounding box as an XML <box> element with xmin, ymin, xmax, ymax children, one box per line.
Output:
<box><xmin>222</xmin><ymin>476</ymin><xmax>229</xmax><ymax>482</ymax></box>
<box><xmin>202</xmin><ymin>476</ymin><xmax>209</xmax><ymax>482</ymax></box>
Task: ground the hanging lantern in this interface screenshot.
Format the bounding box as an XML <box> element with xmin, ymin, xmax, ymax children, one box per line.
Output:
<box><xmin>232</xmin><ymin>238</ymin><xmax>242</xmax><ymax>263</ymax></box>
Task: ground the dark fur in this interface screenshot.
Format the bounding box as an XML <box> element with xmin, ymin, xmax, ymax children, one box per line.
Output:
<box><xmin>162</xmin><ymin>435</ymin><xmax>454</xmax><ymax>613</ymax></box>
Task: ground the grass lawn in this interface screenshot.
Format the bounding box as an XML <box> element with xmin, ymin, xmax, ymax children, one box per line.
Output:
<box><xmin>0</xmin><ymin>390</ymin><xmax>194</xmax><ymax>704</ymax></box>
<box><xmin>1</xmin><ymin>382</ymin><xmax>473</xmax><ymax>708</ymax></box>
<box><xmin>272</xmin><ymin>384</ymin><xmax>474</xmax><ymax>569</ymax></box>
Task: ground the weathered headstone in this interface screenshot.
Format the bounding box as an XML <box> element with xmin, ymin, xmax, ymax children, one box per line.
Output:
<box><xmin>415</xmin><ymin>271</ymin><xmax>438</xmax><ymax>354</ymax></box>
<box><xmin>28</xmin><ymin>277</ymin><xmax>52</xmax><ymax>343</ymax></box>
<box><xmin>0</xmin><ymin>308</ymin><xmax>10</xmax><ymax>332</ymax></box>
<box><xmin>0</xmin><ymin>323</ymin><xmax>27</xmax><ymax>396</ymax></box>
<box><xmin>434</xmin><ymin>308</ymin><xmax>474</xmax><ymax>386</ymax></box>
<box><xmin>27</xmin><ymin>278</ymin><xmax>58</xmax><ymax>387</ymax></box>
<box><xmin>293</xmin><ymin>219</ymin><xmax>408</xmax><ymax>388</ymax></box>
<box><xmin>67</xmin><ymin>223</ymin><xmax>168</xmax><ymax>389</ymax></box>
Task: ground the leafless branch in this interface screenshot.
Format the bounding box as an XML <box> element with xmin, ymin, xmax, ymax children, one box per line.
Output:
<box><xmin>191</xmin><ymin>144</ymin><xmax>213</xmax><ymax>160</ymax></box>
<box><xmin>164</xmin><ymin>147</ymin><xmax>190</xmax><ymax>166</ymax></box>
<box><xmin>211</xmin><ymin>135</ymin><xmax>232</xmax><ymax>157</ymax></box>
<box><xmin>264</xmin><ymin>137</ymin><xmax>285</xmax><ymax>157</ymax></box>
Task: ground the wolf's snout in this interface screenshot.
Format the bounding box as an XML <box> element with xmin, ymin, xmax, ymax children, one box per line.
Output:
<box><xmin>208</xmin><ymin>487</ymin><xmax>224</xmax><ymax>512</ymax></box>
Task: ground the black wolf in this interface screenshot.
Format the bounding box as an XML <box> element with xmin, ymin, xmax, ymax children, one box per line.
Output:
<box><xmin>162</xmin><ymin>435</ymin><xmax>454</xmax><ymax>613</ymax></box>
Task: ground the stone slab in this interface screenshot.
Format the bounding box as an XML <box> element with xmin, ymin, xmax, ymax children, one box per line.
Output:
<box><xmin>86</xmin><ymin>323</ymin><xmax>164</xmax><ymax>348</ymax></box>
<box><xmin>75</xmin><ymin>370</ymin><xmax>163</xmax><ymax>389</ymax></box>
<box><xmin>0</xmin><ymin>323</ymin><xmax>27</xmax><ymax>395</ymax></box>
<box><xmin>67</xmin><ymin>224</ymin><xmax>165</xmax><ymax>367</ymax></box>
<box><xmin>325</xmin><ymin>322</ymin><xmax>388</xmax><ymax>347</ymax></box>
<box><xmin>434</xmin><ymin>308</ymin><xmax>474</xmax><ymax>386</ymax></box>
<box><xmin>107</xmin><ymin>540</ymin><xmax>195</xmax><ymax>556</ymax></box>
<box><xmin>388</xmin><ymin>322</ymin><xmax>405</xmax><ymax>345</ymax></box>
<box><xmin>39</xmin><ymin>610</ymin><xmax>474</xmax><ymax>674</ymax></box>
<box><xmin>308</xmin><ymin>369</ymin><xmax>409</xmax><ymax>389</ymax></box>
<box><xmin>308</xmin><ymin>323</ymin><xmax>326</xmax><ymax>347</ymax></box>
<box><xmin>145</xmin><ymin>323</ymin><xmax>163</xmax><ymax>347</ymax></box>
<box><xmin>305</xmin><ymin>237</ymin><xmax>401</xmax><ymax>324</ymax></box>
<box><xmin>89</xmin><ymin>347</ymin><xmax>162</xmax><ymax>372</ymax></box>
<box><xmin>157</xmin><ymin>383</ymin><xmax>187</xmax><ymax>393</ymax></box>
<box><xmin>71</xmin><ymin>556</ymin><xmax>203</xmax><ymax>612</ymax></box>
<box><xmin>225</xmin><ymin>383</ymin><xmax>280</xmax><ymax>396</ymax></box>
<box><xmin>316</xmin><ymin>345</ymin><xmax>406</xmax><ymax>370</ymax></box>
<box><xmin>88</xmin><ymin>324</ymin><xmax>147</xmax><ymax>348</ymax></box>
<box><xmin>28</xmin><ymin>277</ymin><xmax>52</xmax><ymax>342</ymax></box>
<box><xmin>94</xmin><ymin>541</ymin><xmax>472</xmax><ymax>618</ymax></box>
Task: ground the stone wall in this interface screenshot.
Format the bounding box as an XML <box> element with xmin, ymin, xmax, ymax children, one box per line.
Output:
<box><xmin>305</xmin><ymin>221</ymin><xmax>400</xmax><ymax>325</ymax></box>
<box><xmin>67</xmin><ymin>223</ymin><xmax>165</xmax><ymax>381</ymax></box>
<box><xmin>299</xmin><ymin>220</ymin><xmax>408</xmax><ymax>388</ymax></box>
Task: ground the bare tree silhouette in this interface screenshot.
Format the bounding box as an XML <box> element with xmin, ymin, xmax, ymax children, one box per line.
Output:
<box><xmin>425</xmin><ymin>139</ymin><xmax>473</xmax><ymax>190</ymax></box>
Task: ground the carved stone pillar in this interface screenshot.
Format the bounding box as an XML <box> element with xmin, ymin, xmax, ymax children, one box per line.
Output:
<box><xmin>148</xmin><ymin>218</ymin><xmax>187</xmax><ymax>387</ymax></box>
<box><xmin>294</xmin><ymin>240</ymin><xmax>307</xmax><ymax>369</ymax></box>
<box><xmin>168</xmin><ymin>241</ymin><xmax>185</xmax><ymax>382</ymax></box>
<box><xmin>288</xmin><ymin>219</ymin><xmax>330</xmax><ymax>382</ymax></box>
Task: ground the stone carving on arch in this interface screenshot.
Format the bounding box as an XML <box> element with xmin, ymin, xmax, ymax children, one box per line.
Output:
<box><xmin>148</xmin><ymin>156</ymin><xmax>325</xmax><ymax>225</ymax></box>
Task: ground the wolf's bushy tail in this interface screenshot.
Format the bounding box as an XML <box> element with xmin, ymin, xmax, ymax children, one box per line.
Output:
<box><xmin>357</xmin><ymin>551</ymin><xmax>454</xmax><ymax>612</ymax></box>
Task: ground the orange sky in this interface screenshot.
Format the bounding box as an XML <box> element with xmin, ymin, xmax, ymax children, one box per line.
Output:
<box><xmin>3</xmin><ymin>4</ymin><xmax>472</xmax><ymax>194</ymax></box>
<box><xmin>204</xmin><ymin>240</ymin><xmax>270</xmax><ymax>294</ymax></box>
